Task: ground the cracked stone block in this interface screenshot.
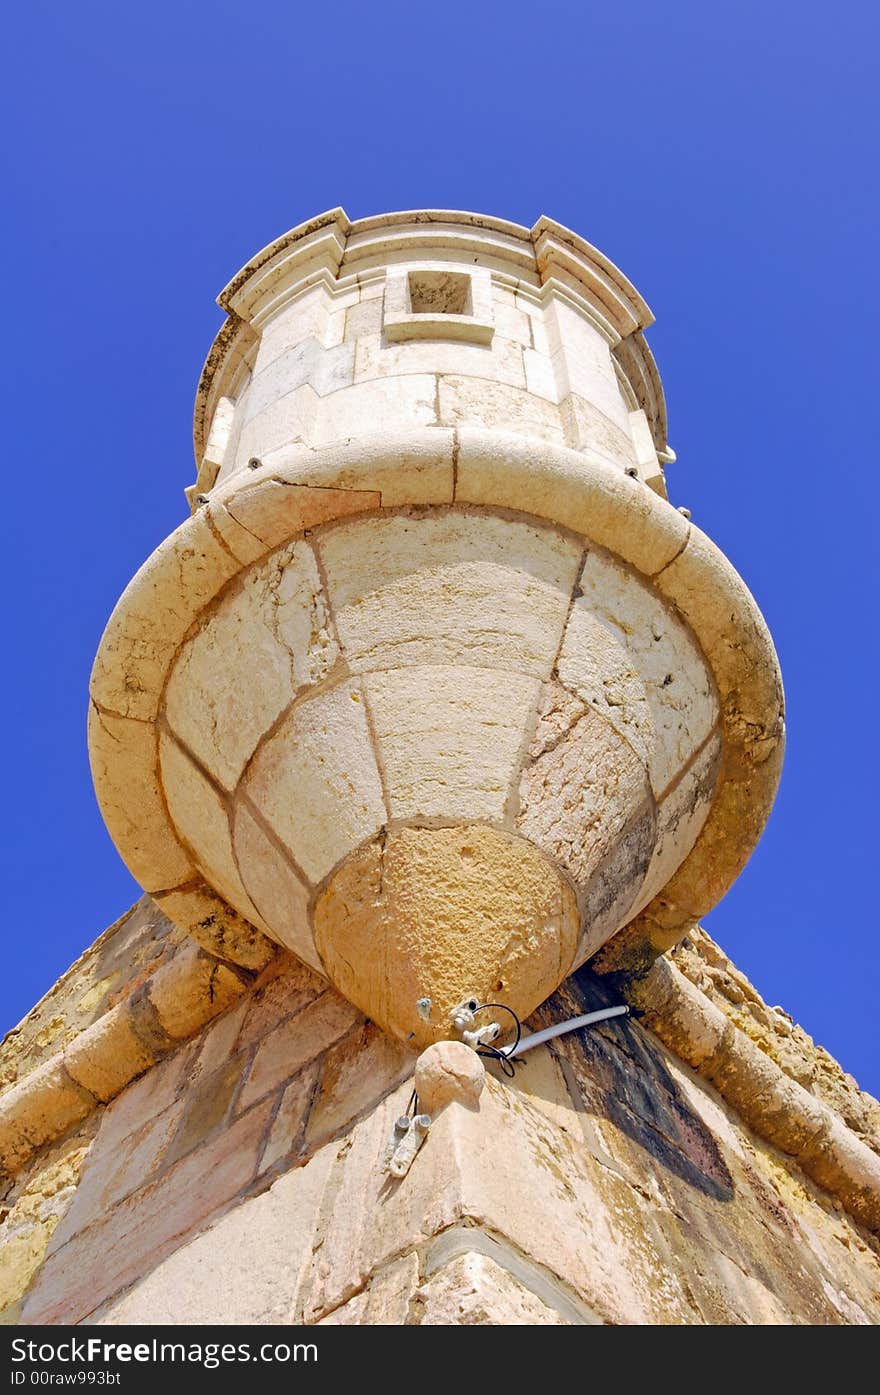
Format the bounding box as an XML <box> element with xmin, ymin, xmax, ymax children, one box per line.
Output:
<box><xmin>316</xmin><ymin>510</ymin><xmax>581</xmax><ymax>678</ymax></box>
<box><xmin>232</xmin><ymin>803</ymin><xmax>323</xmax><ymax>972</ymax></box>
<box><xmin>627</xmin><ymin>731</ymin><xmax>722</xmax><ymax>921</ymax></box>
<box><xmin>365</xmin><ymin>664</ymin><xmax>540</xmax><ymax>823</ymax></box>
<box><xmin>558</xmin><ymin>547</ymin><xmax>718</xmax><ymax>797</ymax></box>
<box><xmin>517</xmin><ymin>697</ymin><xmax>653</xmax><ymax>909</ymax></box>
<box><xmin>164</xmin><ymin>541</ymin><xmax>337</xmax><ymax>791</ymax></box>
<box><xmin>417</xmin><ymin>1251</ymin><xmax>569</xmax><ymax>1325</ymax></box>
<box><xmin>159</xmin><ymin>733</ymin><xmax>267</xmax><ymax>930</ymax></box>
<box><xmin>315</xmin><ymin>375</ymin><xmax>437</xmax><ymax>444</ymax></box>
<box><xmin>438</xmin><ymin>375</ymin><xmax>565</xmax><ymax>441</ymax></box>
<box><xmin>242</xmin><ymin>679</ymin><xmax>387</xmax><ymax>886</ymax></box>
<box><xmin>317</xmin><ymin>1253</ymin><xmax>419</xmax><ymax>1325</ymax></box>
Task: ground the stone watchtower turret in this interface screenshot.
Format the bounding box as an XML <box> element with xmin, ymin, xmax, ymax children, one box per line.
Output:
<box><xmin>88</xmin><ymin>208</ymin><xmax>783</xmax><ymax>1045</ymax></box>
<box><xmin>3</xmin><ymin>212</ymin><xmax>878</xmax><ymax>1326</ymax></box>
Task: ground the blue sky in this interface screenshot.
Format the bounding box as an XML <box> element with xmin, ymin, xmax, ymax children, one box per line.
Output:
<box><xmin>2</xmin><ymin>2</ymin><xmax>878</xmax><ymax>1093</ymax></box>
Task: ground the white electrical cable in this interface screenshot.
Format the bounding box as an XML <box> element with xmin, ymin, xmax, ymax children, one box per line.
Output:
<box><xmin>501</xmin><ymin>1004</ymin><xmax>629</xmax><ymax>1058</ymax></box>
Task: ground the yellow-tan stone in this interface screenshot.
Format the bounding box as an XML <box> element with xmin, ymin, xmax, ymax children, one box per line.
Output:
<box><xmin>557</xmin><ymin>547</ymin><xmax>719</xmax><ymax>796</ymax></box>
<box><xmin>313</xmin><ymin>825</ymin><xmax>579</xmax><ymax>1047</ymax></box>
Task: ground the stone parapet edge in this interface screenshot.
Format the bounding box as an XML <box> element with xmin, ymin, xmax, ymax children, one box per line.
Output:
<box><xmin>193</xmin><ymin>207</ymin><xmax>667</xmax><ymax>465</ymax></box>
<box><xmin>622</xmin><ymin>957</ymin><xmax>880</xmax><ymax>1234</ymax></box>
<box><xmin>671</xmin><ymin>927</ymin><xmax>880</xmax><ymax>1157</ymax></box>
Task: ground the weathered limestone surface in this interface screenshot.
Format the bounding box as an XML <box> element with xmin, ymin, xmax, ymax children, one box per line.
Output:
<box><xmin>105</xmin><ymin>462</ymin><xmax>736</xmax><ymax>1047</ymax></box>
<box><xmin>0</xmin><ymin>898</ymin><xmax>187</xmax><ymax>1091</ymax></box>
<box><xmin>164</xmin><ymin>541</ymin><xmax>338</xmax><ymax>791</ymax></box>
<box><xmin>314</xmin><ymin>825</ymin><xmax>579</xmax><ymax>1047</ymax></box>
<box><xmin>89</xmin><ymin>451</ymin><xmax>782</xmax><ymax>1018</ymax></box>
<box><xmin>3</xmin><ymin>906</ymin><xmax>879</xmax><ymax>1326</ymax></box>
<box><xmin>517</xmin><ymin>692</ymin><xmax>654</xmax><ymax>945</ymax></box>
<box><xmin>151</xmin><ymin>881</ymin><xmax>276</xmax><ymax>972</ymax></box>
<box><xmin>627</xmin><ymin>732</ymin><xmax>722</xmax><ymax>921</ymax></box>
<box><xmin>671</xmin><ymin>929</ymin><xmax>880</xmax><ymax>1159</ymax></box>
<box><xmin>88</xmin><ymin>710</ymin><xmax>193</xmax><ymax>893</ymax></box>
<box><xmin>413</xmin><ymin>1040</ymin><xmax>485</xmax><ymax>1114</ymax></box>
<box><xmin>123</xmin><ymin>498</ymin><xmax>726</xmax><ymax>1042</ymax></box>
<box><xmin>364</xmin><ymin>664</ymin><xmax>540</xmax><ymax>823</ymax></box>
<box><xmin>89</xmin><ymin>209</ymin><xmax>786</xmax><ymax>1036</ymax></box>
<box><xmin>415</xmin><ymin>1252</ymin><xmax>569</xmax><ymax>1325</ymax></box>
<box><xmin>158</xmin><ymin>734</ymin><xmax>267</xmax><ymax>931</ymax></box>
<box><xmin>315</xmin><ymin>510</ymin><xmax>580</xmax><ymax>677</ymax></box>
<box><xmin>244</xmin><ymin>680</ymin><xmax>387</xmax><ymax>884</ymax></box>
<box><xmin>16</xmin><ymin>209</ymin><xmax>849</xmax><ymax>1325</ymax></box>
<box><xmin>231</xmin><ymin>803</ymin><xmax>321</xmax><ymax>972</ymax></box>
<box><xmin>557</xmin><ymin>547</ymin><xmax>719</xmax><ymax>797</ymax></box>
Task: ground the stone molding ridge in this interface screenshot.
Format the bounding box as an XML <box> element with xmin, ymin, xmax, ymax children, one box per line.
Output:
<box><xmin>216</xmin><ymin>208</ymin><xmax>652</xmax><ymax>331</ymax></box>
<box><xmin>673</xmin><ymin>927</ymin><xmax>880</xmax><ymax>1158</ymax></box>
<box><xmin>192</xmin><ymin>312</ymin><xmax>259</xmax><ymax>485</ymax></box>
<box><xmin>217</xmin><ymin>208</ymin><xmax>352</xmax><ymax>315</ymax></box>
<box><xmin>623</xmin><ymin>956</ymin><xmax>880</xmax><ymax>1235</ymax></box>
<box><xmin>0</xmin><ymin>941</ymin><xmax>256</xmax><ymax>1180</ymax></box>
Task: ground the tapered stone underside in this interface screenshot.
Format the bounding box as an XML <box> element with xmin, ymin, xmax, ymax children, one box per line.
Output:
<box><xmin>150</xmin><ymin>505</ymin><xmax>722</xmax><ymax>1039</ymax></box>
<box><xmin>314</xmin><ymin>825</ymin><xmax>580</xmax><ymax>1048</ymax></box>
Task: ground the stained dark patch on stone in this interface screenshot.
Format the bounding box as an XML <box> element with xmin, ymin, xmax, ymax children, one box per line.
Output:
<box><xmin>538</xmin><ymin>969</ymin><xmax>735</xmax><ymax>1203</ymax></box>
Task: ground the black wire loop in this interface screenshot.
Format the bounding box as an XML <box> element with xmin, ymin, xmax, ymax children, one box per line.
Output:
<box><xmin>472</xmin><ymin>1002</ymin><xmax>523</xmax><ymax>1078</ymax></box>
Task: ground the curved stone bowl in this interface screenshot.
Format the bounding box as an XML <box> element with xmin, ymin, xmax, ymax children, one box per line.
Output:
<box><xmin>89</xmin><ymin>431</ymin><xmax>784</xmax><ymax>1046</ymax></box>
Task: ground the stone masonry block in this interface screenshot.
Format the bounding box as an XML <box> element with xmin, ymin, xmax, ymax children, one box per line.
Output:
<box><xmin>243</xmin><ymin>679</ymin><xmax>387</xmax><ymax>885</ymax></box>
<box><xmin>366</xmin><ymin>664</ymin><xmax>540</xmax><ymax>823</ymax></box>
<box><xmin>22</xmin><ymin>1099</ymin><xmax>275</xmax><ymax>1324</ymax></box>
<box><xmin>417</xmin><ymin>1251</ymin><xmax>569</xmax><ymax>1325</ymax></box>
<box><xmin>238</xmin><ymin>992</ymin><xmax>360</xmax><ymax>1112</ymax></box>
<box><xmin>164</xmin><ymin>540</ymin><xmax>338</xmax><ymax>791</ymax></box>
<box><xmin>87</xmin><ymin>707</ymin><xmax>193</xmax><ymax>894</ymax></box>
<box><xmin>159</xmin><ymin>733</ymin><xmax>267</xmax><ymax>929</ymax></box>
<box><xmin>0</xmin><ymin>1060</ymin><xmax>96</xmax><ymax>1177</ymax></box>
<box><xmin>147</xmin><ymin>943</ymin><xmax>247</xmax><ymax>1042</ymax></box>
<box><xmin>93</xmin><ymin>1144</ymin><xmax>336</xmax><ymax>1326</ymax></box>
<box><xmin>63</xmin><ymin>1004</ymin><xmax>157</xmax><ymax>1104</ymax></box>
<box><xmin>317</xmin><ymin>509</ymin><xmax>580</xmax><ymax>678</ymax></box>
<box><xmin>232</xmin><ymin>803</ymin><xmax>324</xmax><ymax>972</ymax></box>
